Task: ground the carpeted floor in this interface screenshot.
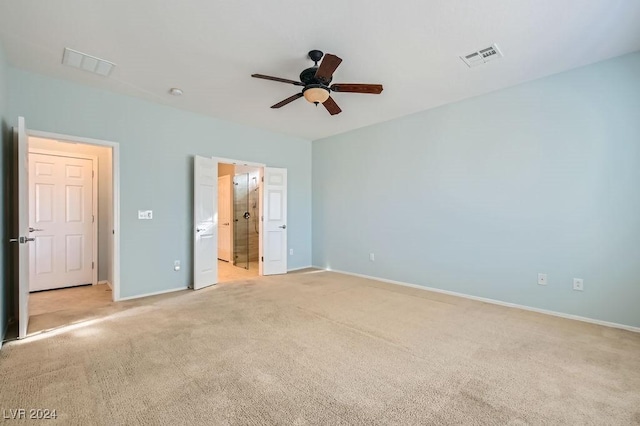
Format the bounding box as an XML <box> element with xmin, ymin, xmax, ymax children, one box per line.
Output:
<box><xmin>1</xmin><ymin>270</ymin><xmax>639</xmax><ymax>425</ymax></box>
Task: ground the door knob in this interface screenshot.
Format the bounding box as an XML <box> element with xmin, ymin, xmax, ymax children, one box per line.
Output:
<box><xmin>29</xmin><ymin>227</ymin><xmax>44</xmax><ymax>232</ymax></box>
<box><xmin>196</xmin><ymin>228</ymin><xmax>205</xmax><ymax>233</ymax></box>
<box><xmin>279</xmin><ymin>225</ymin><xmax>287</xmax><ymax>229</ymax></box>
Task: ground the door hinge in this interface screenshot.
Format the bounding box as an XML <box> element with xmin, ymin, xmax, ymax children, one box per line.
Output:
<box><xmin>92</xmin><ymin>170</ymin><xmax>95</xmax><ymax>178</ymax></box>
<box><xmin>261</xmin><ymin>256</ymin><xmax>264</xmax><ymax>262</ymax></box>
<box><xmin>92</xmin><ymin>215</ymin><xmax>95</xmax><ymax>223</ymax></box>
<box><xmin>261</xmin><ymin>176</ymin><xmax>264</xmax><ymax>182</ymax></box>
<box><xmin>92</xmin><ymin>261</ymin><xmax>95</xmax><ymax>269</ymax></box>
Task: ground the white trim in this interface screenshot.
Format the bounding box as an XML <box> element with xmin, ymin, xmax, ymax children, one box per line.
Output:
<box><xmin>97</xmin><ymin>280</ymin><xmax>112</xmax><ymax>289</ymax></box>
<box><xmin>320</xmin><ymin>268</ymin><xmax>640</xmax><ymax>334</ymax></box>
<box><xmin>28</xmin><ymin>148</ymin><xmax>99</xmax><ymax>286</ymax></box>
<box><xmin>118</xmin><ymin>286</ymin><xmax>188</xmax><ymax>301</ymax></box>
<box><xmin>258</xmin><ymin>168</ymin><xmax>263</xmax><ymax>277</ymax></box>
<box><xmin>287</xmin><ymin>265</ymin><xmax>313</xmax><ymax>272</ymax></box>
<box><xmin>28</xmin><ymin>129</ymin><xmax>121</xmax><ymax>302</ymax></box>
<box><xmin>211</xmin><ymin>156</ymin><xmax>265</xmax><ymax>168</ymax></box>
<box><xmin>0</xmin><ymin>322</ymin><xmax>10</xmax><ymax>350</ymax></box>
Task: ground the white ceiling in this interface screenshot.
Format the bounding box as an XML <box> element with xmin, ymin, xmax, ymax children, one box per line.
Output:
<box><xmin>1</xmin><ymin>1</ymin><xmax>639</xmax><ymax>141</ymax></box>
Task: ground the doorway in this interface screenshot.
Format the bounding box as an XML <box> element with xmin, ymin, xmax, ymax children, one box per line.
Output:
<box><xmin>193</xmin><ymin>155</ymin><xmax>288</xmax><ymax>290</ymax></box>
<box><xmin>11</xmin><ymin>117</ymin><xmax>121</xmax><ymax>339</ymax></box>
<box><xmin>25</xmin><ymin>136</ymin><xmax>114</xmax><ymax>334</ymax></box>
<box><xmin>217</xmin><ymin>163</ymin><xmax>261</xmax><ymax>282</ymax></box>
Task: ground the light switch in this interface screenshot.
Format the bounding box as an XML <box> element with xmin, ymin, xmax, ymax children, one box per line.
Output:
<box><xmin>138</xmin><ymin>210</ymin><xmax>153</xmax><ymax>220</ymax></box>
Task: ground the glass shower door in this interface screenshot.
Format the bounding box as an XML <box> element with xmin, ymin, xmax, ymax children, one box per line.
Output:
<box><xmin>233</xmin><ymin>173</ymin><xmax>249</xmax><ymax>269</ymax></box>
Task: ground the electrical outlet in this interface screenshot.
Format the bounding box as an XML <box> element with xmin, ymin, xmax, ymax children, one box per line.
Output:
<box><xmin>573</xmin><ymin>278</ymin><xmax>584</xmax><ymax>291</ymax></box>
<box><xmin>369</xmin><ymin>253</ymin><xmax>375</xmax><ymax>262</ymax></box>
<box><xmin>174</xmin><ymin>260</ymin><xmax>181</xmax><ymax>271</ymax></box>
<box><xmin>289</xmin><ymin>249</ymin><xmax>293</xmax><ymax>256</ymax></box>
<box><xmin>538</xmin><ymin>273</ymin><xmax>547</xmax><ymax>286</ymax></box>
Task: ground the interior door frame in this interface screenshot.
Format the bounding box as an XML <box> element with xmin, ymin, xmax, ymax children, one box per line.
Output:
<box><xmin>28</xmin><ymin>148</ymin><xmax>99</xmax><ymax>286</ymax></box>
<box><xmin>27</xmin><ymin>129</ymin><xmax>121</xmax><ymax>301</ymax></box>
<box><xmin>211</xmin><ymin>157</ymin><xmax>265</xmax><ymax>279</ymax></box>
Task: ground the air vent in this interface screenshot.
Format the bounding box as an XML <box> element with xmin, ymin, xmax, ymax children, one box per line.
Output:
<box><xmin>62</xmin><ymin>48</ymin><xmax>116</xmax><ymax>76</ymax></box>
<box><xmin>460</xmin><ymin>44</ymin><xmax>503</xmax><ymax>68</ymax></box>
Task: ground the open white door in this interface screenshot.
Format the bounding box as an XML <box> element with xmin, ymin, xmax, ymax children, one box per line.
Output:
<box><xmin>193</xmin><ymin>155</ymin><xmax>218</xmax><ymax>289</ymax></box>
<box><xmin>217</xmin><ymin>174</ymin><xmax>232</xmax><ymax>262</ymax></box>
<box><xmin>262</xmin><ymin>167</ymin><xmax>287</xmax><ymax>275</ymax></box>
<box><xmin>14</xmin><ymin>117</ymin><xmax>31</xmax><ymax>338</ymax></box>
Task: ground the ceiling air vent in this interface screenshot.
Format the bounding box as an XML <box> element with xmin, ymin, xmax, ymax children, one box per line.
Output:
<box><xmin>460</xmin><ymin>44</ymin><xmax>503</xmax><ymax>68</ymax></box>
<box><xmin>62</xmin><ymin>48</ymin><xmax>116</xmax><ymax>76</ymax></box>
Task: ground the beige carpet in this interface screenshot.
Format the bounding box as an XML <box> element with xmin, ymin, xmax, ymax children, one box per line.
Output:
<box><xmin>1</xmin><ymin>270</ymin><xmax>639</xmax><ymax>425</ymax></box>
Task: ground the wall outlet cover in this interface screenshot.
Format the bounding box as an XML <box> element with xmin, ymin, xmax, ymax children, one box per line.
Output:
<box><xmin>538</xmin><ymin>273</ymin><xmax>547</xmax><ymax>286</ymax></box>
<box><xmin>573</xmin><ymin>278</ymin><xmax>584</xmax><ymax>291</ymax></box>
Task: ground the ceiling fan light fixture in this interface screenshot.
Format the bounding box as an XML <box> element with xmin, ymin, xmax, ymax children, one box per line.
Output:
<box><xmin>303</xmin><ymin>85</ymin><xmax>330</xmax><ymax>104</ymax></box>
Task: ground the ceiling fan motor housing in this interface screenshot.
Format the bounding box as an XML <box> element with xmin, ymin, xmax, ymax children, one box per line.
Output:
<box><xmin>300</xmin><ymin>67</ymin><xmax>332</xmax><ymax>86</ymax></box>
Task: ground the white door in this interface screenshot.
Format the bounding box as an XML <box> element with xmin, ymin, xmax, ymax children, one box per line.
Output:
<box><xmin>29</xmin><ymin>154</ymin><xmax>94</xmax><ymax>291</ymax></box>
<box><xmin>262</xmin><ymin>167</ymin><xmax>287</xmax><ymax>275</ymax></box>
<box><xmin>14</xmin><ymin>117</ymin><xmax>30</xmax><ymax>338</ymax></box>
<box><xmin>193</xmin><ymin>155</ymin><xmax>217</xmax><ymax>289</ymax></box>
<box><xmin>217</xmin><ymin>174</ymin><xmax>232</xmax><ymax>262</ymax></box>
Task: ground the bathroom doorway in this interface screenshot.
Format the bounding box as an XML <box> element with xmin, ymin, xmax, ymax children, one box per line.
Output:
<box><xmin>217</xmin><ymin>163</ymin><xmax>261</xmax><ymax>281</ymax></box>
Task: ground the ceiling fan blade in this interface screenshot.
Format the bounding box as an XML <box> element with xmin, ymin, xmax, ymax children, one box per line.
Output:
<box><xmin>270</xmin><ymin>93</ymin><xmax>304</xmax><ymax>109</ymax></box>
<box><xmin>252</xmin><ymin>74</ymin><xmax>304</xmax><ymax>86</ymax></box>
<box><xmin>315</xmin><ymin>54</ymin><xmax>342</xmax><ymax>82</ymax></box>
<box><xmin>330</xmin><ymin>84</ymin><xmax>383</xmax><ymax>94</ymax></box>
<box><xmin>322</xmin><ymin>96</ymin><xmax>342</xmax><ymax>115</ymax></box>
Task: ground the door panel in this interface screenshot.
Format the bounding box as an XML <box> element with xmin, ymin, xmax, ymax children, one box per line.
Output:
<box><xmin>34</xmin><ymin>236</ymin><xmax>54</xmax><ymax>274</ymax></box>
<box><xmin>29</xmin><ymin>153</ymin><xmax>94</xmax><ymax>291</ymax></box>
<box><xmin>217</xmin><ymin>174</ymin><xmax>232</xmax><ymax>262</ymax></box>
<box><xmin>65</xmin><ymin>234</ymin><xmax>84</xmax><ymax>271</ymax></box>
<box><xmin>193</xmin><ymin>155</ymin><xmax>218</xmax><ymax>289</ymax></box>
<box><xmin>66</xmin><ymin>185</ymin><xmax>84</xmax><ymax>222</ymax></box>
<box><xmin>262</xmin><ymin>167</ymin><xmax>287</xmax><ymax>275</ymax></box>
<box><xmin>35</xmin><ymin>184</ymin><xmax>54</xmax><ymax>222</ymax></box>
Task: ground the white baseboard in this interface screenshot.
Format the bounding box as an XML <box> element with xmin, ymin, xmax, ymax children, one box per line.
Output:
<box><xmin>117</xmin><ymin>286</ymin><xmax>188</xmax><ymax>302</ymax></box>
<box><xmin>0</xmin><ymin>322</ymin><xmax>9</xmax><ymax>350</ymax></box>
<box><xmin>287</xmin><ymin>265</ymin><xmax>314</xmax><ymax>272</ymax></box>
<box><xmin>97</xmin><ymin>280</ymin><xmax>112</xmax><ymax>290</ymax></box>
<box><xmin>318</xmin><ymin>267</ymin><xmax>640</xmax><ymax>334</ymax></box>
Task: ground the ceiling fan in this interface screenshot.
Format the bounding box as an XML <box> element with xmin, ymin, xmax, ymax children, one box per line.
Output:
<box><xmin>251</xmin><ymin>50</ymin><xmax>383</xmax><ymax>115</ymax></box>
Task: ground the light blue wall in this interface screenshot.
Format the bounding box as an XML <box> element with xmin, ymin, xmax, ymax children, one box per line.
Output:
<box><xmin>0</xmin><ymin>42</ymin><xmax>8</xmax><ymax>339</ymax></box>
<box><xmin>7</xmin><ymin>68</ymin><xmax>312</xmax><ymax>298</ymax></box>
<box><xmin>313</xmin><ymin>52</ymin><xmax>640</xmax><ymax>328</ymax></box>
